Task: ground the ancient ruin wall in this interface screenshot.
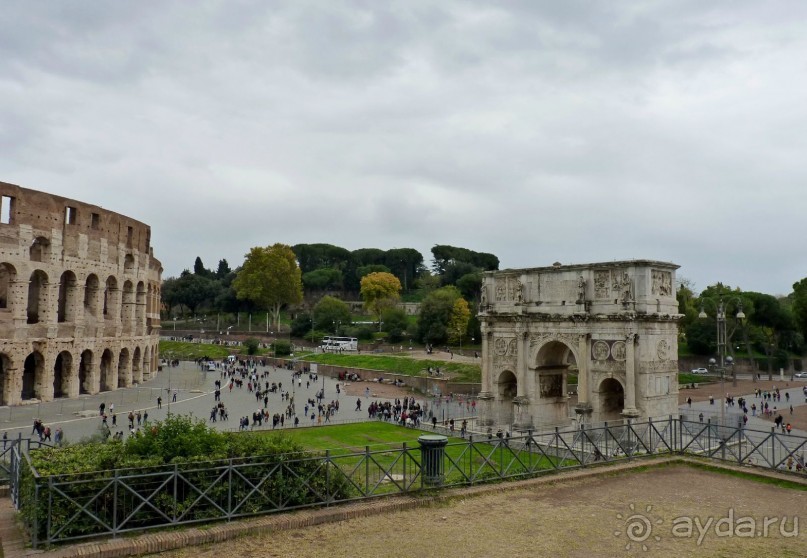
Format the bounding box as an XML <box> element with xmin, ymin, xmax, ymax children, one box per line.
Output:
<box><xmin>0</xmin><ymin>181</ymin><xmax>162</xmax><ymax>405</ymax></box>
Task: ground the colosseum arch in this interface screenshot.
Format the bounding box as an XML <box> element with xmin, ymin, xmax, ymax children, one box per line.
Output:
<box><xmin>0</xmin><ymin>353</ymin><xmax>12</xmax><ymax>406</ymax></box>
<box><xmin>121</xmin><ymin>280</ymin><xmax>134</xmax><ymax>335</ymax></box>
<box><xmin>135</xmin><ymin>281</ymin><xmax>146</xmax><ymax>335</ymax></box>
<box><xmin>83</xmin><ymin>273</ymin><xmax>101</xmax><ymax>322</ymax></box>
<box><xmin>118</xmin><ymin>347</ymin><xmax>131</xmax><ymax>388</ymax></box>
<box><xmin>142</xmin><ymin>346</ymin><xmax>151</xmax><ymax>380</ymax></box>
<box><xmin>29</xmin><ymin>236</ymin><xmax>51</xmax><ymax>263</ymax></box>
<box><xmin>123</xmin><ymin>253</ymin><xmax>135</xmax><ymax>273</ymax></box>
<box><xmin>22</xmin><ymin>350</ymin><xmax>45</xmax><ymax>400</ymax></box>
<box><xmin>78</xmin><ymin>349</ymin><xmax>93</xmax><ymax>395</ymax></box>
<box><xmin>103</xmin><ymin>275</ymin><xmax>120</xmax><ymax>323</ymax></box>
<box><xmin>57</xmin><ymin>270</ymin><xmax>81</xmax><ymax>323</ymax></box>
<box><xmin>0</xmin><ymin>262</ymin><xmax>16</xmax><ymax>310</ymax></box>
<box><xmin>26</xmin><ymin>269</ymin><xmax>48</xmax><ymax>324</ymax></box>
<box><xmin>132</xmin><ymin>346</ymin><xmax>142</xmax><ymax>384</ymax></box>
<box><xmin>53</xmin><ymin>350</ymin><xmax>74</xmax><ymax>398</ymax></box>
<box><xmin>100</xmin><ymin>349</ymin><xmax>115</xmax><ymax>391</ymax></box>
<box><xmin>479</xmin><ymin>260</ymin><xmax>681</xmax><ymax>430</ymax></box>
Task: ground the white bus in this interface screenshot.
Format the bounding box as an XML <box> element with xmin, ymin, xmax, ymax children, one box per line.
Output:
<box><xmin>319</xmin><ymin>336</ymin><xmax>358</xmax><ymax>352</ymax></box>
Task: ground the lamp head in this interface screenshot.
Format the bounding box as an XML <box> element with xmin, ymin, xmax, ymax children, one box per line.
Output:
<box><xmin>708</xmin><ymin>358</ymin><xmax>716</xmax><ymax>365</ymax></box>
<box><xmin>698</xmin><ymin>307</ymin><xmax>707</xmax><ymax>319</ymax></box>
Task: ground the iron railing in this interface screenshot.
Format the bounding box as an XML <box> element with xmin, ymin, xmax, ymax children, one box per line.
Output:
<box><xmin>8</xmin><ymin>417</ymin><xmax>807</xmax><ymax>548</ymax></box>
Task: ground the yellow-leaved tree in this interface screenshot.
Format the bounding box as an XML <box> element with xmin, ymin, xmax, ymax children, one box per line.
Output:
<box><xmin>448</xmin><ymin>297</ymin><xmax>471</xmax><ymax>344</ymax></box>
<box><xmin>360</xmin><ymin>272</ymin><xmax>402</xmax><ymax>329</ymax></box>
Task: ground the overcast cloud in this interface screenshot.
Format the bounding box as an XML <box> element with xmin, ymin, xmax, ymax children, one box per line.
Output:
<box><xmin>1</xmin><ymin>1</ymin><xmax>805</xmax><ymax>295</ymax></box>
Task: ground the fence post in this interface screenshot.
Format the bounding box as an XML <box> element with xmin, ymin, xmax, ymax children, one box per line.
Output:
<box><xmin>325</xmin><ymin>450</ymin><xmax>331</xmax><ymax>504</ymax></box>
<box><xmin>227</xmin><ymin>458</ymin><xmax>233</xmax><ymax>520</ymax></box>
<box><xmin>113</xmin><ymin>468</ymin><xmax>119</xmax><ymax>538</ymax></box>
<box><xmin>47</xmin><ymin>476</ymin><xmax>53</xmax><ymax>546</ymax></box>
<box><xmin>365</xmin><ymin>446</ymin><xmax>370</xmax><ymax>496</ymax></box>
<box><xmin>580</xmin><ymin>424</ymin><xmax>587</xmax><ymax>467</ymax></box>
<box><xmin>678</xmin><ymin>415</ymin><xmax>684</xmax><ymax>455</ymax></box>
<box><xmin>33</xmin><ymin>480</ymin><xmax>39</xmax><ymax>549</ymax></box>
<box><xmin>173</xmin><ymin>464</ymin><xmax>178</xmax><ymax>522</ymax></box>
<box><xmin>400</xmin><ymin>443</ymin><xmax>406</xmax><ymax>491</ymax></box>
<box><xmin>604</xmin><ymin>422</ymin><xmax>609</xmax><ymax>459</ymax></box>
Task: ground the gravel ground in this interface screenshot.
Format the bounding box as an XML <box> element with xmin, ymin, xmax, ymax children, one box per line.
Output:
<box><xmin>158</xmin><ymin>466</ymin><xmax>805</xmax><ymax>558</ymax></box>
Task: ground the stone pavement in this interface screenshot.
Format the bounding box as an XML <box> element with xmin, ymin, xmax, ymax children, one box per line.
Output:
<box><xmin>0</xmin><ymin>359</ymin><xmax>474</xmax><ymax>444</ymax></box>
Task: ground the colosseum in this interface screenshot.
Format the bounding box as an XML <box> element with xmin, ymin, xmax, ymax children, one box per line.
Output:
<box><xmin>0</xmin><ymin>181</ymin><xmax>161</xmax><ymax>406</ymax></box>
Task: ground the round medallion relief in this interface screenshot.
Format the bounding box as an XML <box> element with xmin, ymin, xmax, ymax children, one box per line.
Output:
<box><xmin>611</xmin><ymin>341</ymin><xmax>627</xmax><ymax>361</ymax></box>
<box><xmin>592</xmin><ymin>340</ymin><xmax>610</xmax><ymax>361</ymax></box>
<box><xmin>494</xmin><ymin>338</ymin><xmax>508</xmax><ymax>355</ymax></box>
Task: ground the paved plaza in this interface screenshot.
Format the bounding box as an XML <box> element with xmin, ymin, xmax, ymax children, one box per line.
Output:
<box><xmin>1</xmin><ymin>358</ymin><xmax>805</xmax><ymax>446</ymax></box>
<box><xmin>0</xmin><ymin>359</ymin><xmax>474</xmax><ymax>444</ymax></box>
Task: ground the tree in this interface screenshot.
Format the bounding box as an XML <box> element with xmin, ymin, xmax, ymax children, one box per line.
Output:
<box><xmin>416</xmin><ymin>286</ymin><xmax>462</xmax><ymax>345</ymax></box>
<box><xmin>447</xmin><ymin>297</ymin><xmax>471</xmax><ymax>344</ymax></box>
<box><xmin>302</xmin><ymin>268</ymin><xmax>343</xmax><ymax>290</ymax></box>
<box><xmin>168</xmin><ymin>271</ymin><xmax>217</xmax><ymax>315</ymax></box>
<box><xmin>193</xmin><ymin>256</ymin><xmax>211</xmax><ymax>277</ymax></box>
<box><xmin>232</xmin><ymin>244</ymin><xmax>303</xmax><ymax>331</ymax></box>
<box><xmin>215</xmin><ymin>259</ymin><xmax>231</xmax><ymax>279</ymax></box>
<box><xmin>792</xmin><ymin>277</ymin><xmax>807</xmax><ymax>342</ymax></box>
<box><xmin>360</xmin><ymin>272</ymin><xmax>402</xmax><ymax>327</ymax></box>
<box><xmin>312</xmin><ymin>296</ymin><xmax>351</xmax><ymax>332</ymax></box>
<box><xmin>380</xmin><ymin>307</ymin><xmax>409</xmax><ymax>342</ymax></box>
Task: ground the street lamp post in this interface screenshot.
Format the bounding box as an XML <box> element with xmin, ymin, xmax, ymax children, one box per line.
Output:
<box><xmin>699</xmin><ymin>298</ymin><xmax>745</xmax><ymax>387</ymax></box>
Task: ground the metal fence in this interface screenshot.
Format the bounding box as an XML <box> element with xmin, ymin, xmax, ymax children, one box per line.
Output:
<box><xmin>8</xmin><ymin>417</ymin><xmax>807</xmax><ymax>548</ymax></box>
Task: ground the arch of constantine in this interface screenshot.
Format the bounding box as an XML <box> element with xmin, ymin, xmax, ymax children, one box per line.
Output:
<box><xmin>0</xmin><ymin>181</ymin><xmax>162</xmax><ymax>405</ymax></box>
<box><xmin>478</xmin><ymin>260</ymin><xmax>680</xmax><ymax>430</ymax></box>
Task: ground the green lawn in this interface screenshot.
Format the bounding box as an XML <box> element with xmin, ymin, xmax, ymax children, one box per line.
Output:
<box><xmin>300</xmin><ymin>353</ymin><xmax>481</xmax><ymax>382</ymax></box>
<box><xmin>264</xmin><ymin>422</ymin><xmax>559</xmax><ymax>493</ymax></box>
<box><xmin>159</xmin><ymin>340</ymin><xmax>271</xmax><ymax>360</ymax></box>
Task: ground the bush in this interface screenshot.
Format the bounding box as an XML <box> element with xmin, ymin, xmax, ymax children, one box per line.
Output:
<box><xmin>22</xmin><ymin>415</ymin><xmax>354</xmax><ymax>544</ymax></box>
<box><xmin>243</xmin><ymin>338</ymin><xmax>260</xmax><ymax>355</ymax></box>
<box><xmin>272</xmin><ymin>340</ymin><xmax>292</xmax><ymax>356</ymax></box>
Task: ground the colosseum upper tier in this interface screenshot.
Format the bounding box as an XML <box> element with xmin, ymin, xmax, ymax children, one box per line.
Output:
<box><xmin>0</xmin><ymin>181</ymin><xmax>162</xmax><ymax>406</ymax></box>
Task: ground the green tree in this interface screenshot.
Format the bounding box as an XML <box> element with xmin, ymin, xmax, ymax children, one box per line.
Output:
<box><xmin>169</xmin><ymin>271</ymin><xmax>217</xmax><ymax>315</ymax></box>
<box><xmin>380</xmin><ymin>306</ymin><xmax>409</xmax><ymax>342</ymax></box>
<box><xmin>360</xmin><ymin>272</ymin><xmax>402</xmax><ymax>327</ymax></box>
<box><xmin>312</xmin><ymin>296</ymin><xmax>352</xmax><ymax>332</ymax></box>
<box><xmin>792</xmin><ymin>277</ymin><xmax>807</xmax><ymax>343</ymax></box>
<box><xmin>416</xmin><ymin>286</ymin><xmax>462</xmax><ymax>345</ymax></box>
<box><xmin>302</xmin><ymin>268</ymin><xmax>343</xmax><ymax>290</ymax></box>
<box><xmin>215</xmin><ymin>259</ymin><xmax>231</xmax><ymax>279</ymax></box>
<box><xmin>232</xmin><ymin>243</ymin><xmax>303</xmax><ymax>331</ymax></box>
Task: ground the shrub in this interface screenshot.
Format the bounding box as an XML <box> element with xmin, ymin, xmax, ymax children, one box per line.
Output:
<box><xmin>243</xmin><ymin>337</ymin><xmax>260</xmax><ymax>355</ymax></box>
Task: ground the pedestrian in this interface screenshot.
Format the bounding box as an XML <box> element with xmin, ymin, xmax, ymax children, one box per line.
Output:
<box><xmin>99</xmin><ymin>402</ymin><xmax>105</xmax><ymax>416</ymax></box>
<box><xmin>112</xmin><ymin>412</ymin><xmax>117</xmax><ymax>426</ymax></box>
<box><xmin>2</xmin><ymin>431</ymin><xmax>6</xmax><ymax>450</ymax></box>
<box><xmin>143</xmin><ymin>410</ymin><xmax>149</xmax><ymax>424</ymax></box>
<box><xmin>172</xmin><ymin>389</ymin><xmax>177</xmax><ymax>402</ymax></box>
<box><xmin>157</xmin><ymin>396</ymin><xmax>162</xmax><ymax>409</ymax></box>
<box><xmin>54</xmin><ymin>427</ymin><xmax>63</xmax><ymax>447</ymax></box>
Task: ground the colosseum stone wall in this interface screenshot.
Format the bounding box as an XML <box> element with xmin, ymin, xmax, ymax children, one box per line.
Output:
<box><xmin>0</xmin><ymin>181</ymin><xmax>162</xmax><ymax>405</ymax></box>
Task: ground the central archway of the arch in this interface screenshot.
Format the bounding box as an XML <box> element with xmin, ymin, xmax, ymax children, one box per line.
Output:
<box><xmin>477</xmin><ymin>260</ymin><xmax>681</xmax><ymax>431</ymax></box>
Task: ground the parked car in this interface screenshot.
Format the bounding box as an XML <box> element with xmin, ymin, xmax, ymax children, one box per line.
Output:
<box><xmin>691</xmin><ymin>368</ymin><xmax>709</xmax><ymax>374</ymax></box>
<box><xmin>794</xmin><ymin>371</ymin><xmax>807</xmax><ymax>379</ymax></box>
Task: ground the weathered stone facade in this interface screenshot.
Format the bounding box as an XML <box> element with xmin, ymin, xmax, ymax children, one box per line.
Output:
<box><xmin>478</xmin><ymin>260</ymin><xmax>680</xmax><ymax>430</ymax></box>
<box><xmin>0</xmin><ymin>181</ymin><xmax>161</xmax><ymax>405</ymax></box>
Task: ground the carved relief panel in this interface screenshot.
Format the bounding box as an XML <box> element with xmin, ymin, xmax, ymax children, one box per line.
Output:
<box><xmin>593</xmin><ymin>270</ymin><xmax>610</xmax><ymax>299</ymax></box>
<box><xmin>651</xmin><ymin>270</ymin><xmax>673</xmax><ymax>297</ymax></box>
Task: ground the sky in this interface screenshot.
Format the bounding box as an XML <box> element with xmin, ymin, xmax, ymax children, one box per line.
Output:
<box><xmin>1</xmin><ymin>1</ymin><xmax>805</xmax><ymax>296</ymax></box>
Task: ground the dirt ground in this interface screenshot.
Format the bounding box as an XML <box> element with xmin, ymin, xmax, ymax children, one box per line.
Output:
<box><xmin>158</xmin><ymin>466</ymin><xmax>806</xmax><ymax>558</ymax></box>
